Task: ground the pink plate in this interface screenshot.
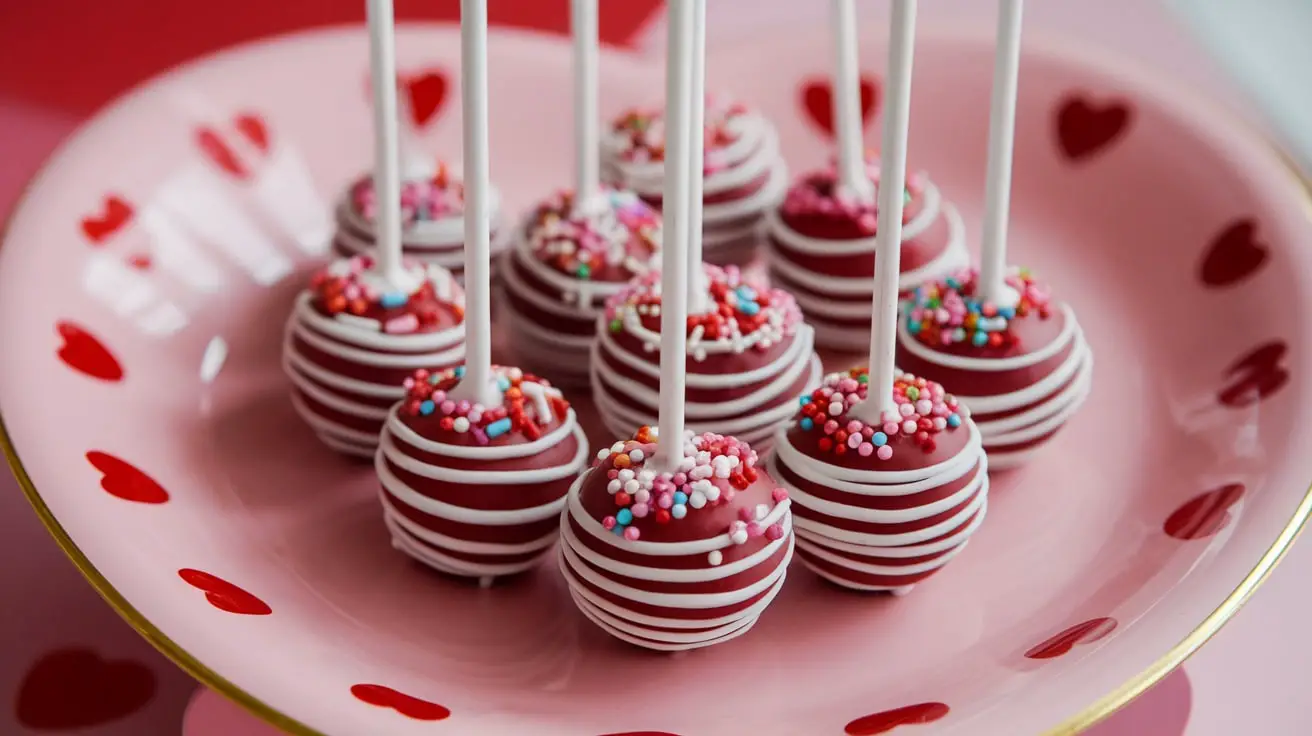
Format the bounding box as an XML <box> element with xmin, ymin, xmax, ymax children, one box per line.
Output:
<box><xmin>3</xmin><ymin>22</ymin><xmax>1312</xmax><ymax>736</ymax></box>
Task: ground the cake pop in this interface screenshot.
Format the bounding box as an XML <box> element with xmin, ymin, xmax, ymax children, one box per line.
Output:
<box><xmin>601</xmin><ymin>94</ymin><xmax>788</xmax><ymax>267</ymax></box>
<box><xmin>499</xmin><ymin>0</ymin><xmax>663</xmax><ymax>385</ymax></box>
<box><xmin>896</xmin><ymin>0</ymin><xmax>1091</xmax><ymax>469</ymax></box>
<box><xmin>378</xmin><ymin>365</ymin><xmax>587</xmax><ymax>582</ymax></box>
<box><xmin>283</xmin><ymin>255</ymin><xmax>465</xmax><ymax>457</ymax></box>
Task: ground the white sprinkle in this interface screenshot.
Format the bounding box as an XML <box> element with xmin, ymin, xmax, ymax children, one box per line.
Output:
<box><xmin>453</xmin><ymin>417</ymin><xmax>470</xmax><ymax>432</ymax></box>
<box><xmin>689</xmin><ymin>491</ymin><xmax>707</xmax><ymax>509</ymax></box>
<box><xmin>707</xmin><ymin>550</ymin><xmax>723</xmax><ymax>566</ymax></box>
<box><xmin>607</xmin><ymin>480</ymin><xmax>622</xmax><ymax>494</ymax></box>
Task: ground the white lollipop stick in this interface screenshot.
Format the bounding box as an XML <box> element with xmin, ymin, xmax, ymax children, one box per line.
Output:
<box><xmin>832</xmin><ymin>0</ymin><xmax>875</xmax><ymax>203</ymax></box>
<box><xmin>655</xmin><ymin>0</ymin><xmax>694</xmax><ymax>472</ymax></box>
<box><xmin>978</xmin><ymin>0</ymin><xmax>1025</xmax><ymax>308</ymax></box>
<box><xmin>687</xmin><ymin>0</ymin><xmax>709</xmax><ymax>314</ymax></box>
<box><xmin>571</xmin><ymin>0</ymin><xmax>601</xmax><ymax>210</ymax></box>
<box><xmin>451</xmin><ymin>0</ymin><xmax>500</xmax><ymax>408</ymax></box>
<box><xmin>365</xmin><ymin>0</ymin><xmax>407</xmax><ymax>290</ymax></box>
<box><xmin>855</xmin><ymin>0</ymin><xmax>917</xmax><ymax>421</ymax></box>
<box><xmin>396</xmin><ymin>79</ymin><xmax>437</xmax><ymax>180</ymax></box>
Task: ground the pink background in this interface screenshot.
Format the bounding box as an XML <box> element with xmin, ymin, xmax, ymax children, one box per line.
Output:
<box><xmin>0</xmin><ymin>1</ymin><xmax>1300</xmax><ymax>733</ymax></box>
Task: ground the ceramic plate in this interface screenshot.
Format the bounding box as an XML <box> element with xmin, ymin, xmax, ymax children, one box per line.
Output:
<box><xmin>3</xmin><ymin>22</ymin><xmax>1311</xmax><ymax>736</ymax></box>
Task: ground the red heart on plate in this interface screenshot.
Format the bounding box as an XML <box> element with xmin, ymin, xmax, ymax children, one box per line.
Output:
<box><xmin>81</xmin><ymin>195</ymin><xmax>134</xmax><ymax>244</ymax></box>
<box><xmin>801</xmin><ymin>76</ymin><xmax>879</xmax><ymax>137</ymax></box>
<box><xmin>86</xmin><ymin>451</ymin><xmax>170</xmax><ymax>504</ymax></box>
<box><xmin>1055</xmin><ymin>95</ymin><xmax>1132</xmax><ymax>162</ymax></box>
<box><xmin>1164</xmin><ymin>484</ymin><xmax>1246</xmax><ymax>540</ymax></box>
<box><xmin>1199</xmin><ymin>218</ymin><xmax>1267</xmax><ymax>288</ymax></box>
<box><xmin>351</xmin><ymin>684</ymin><xmax>450</xmax><ymax>721</ymax></box>
<box><xmin>56</xmin><ymin>321</ymin><xmax>124</xmax><ymax>382</ymax></box>
<box><xmin>404</xmin><ymin>71</ymin><xmax>449</xmax><ymax>127</ymax></box>
<box><xmin>1024</xmin><ymin>617</ymin><xmax>1118</xmax><ymax>660</ymax></box>
<box><xmin>845</xmin><ymin>702</ymin><xmax>950</xmax><ymax>735</ymax></box>
<box><xmin>16</xmin><ymin>648</ymin><xmax>157</xmax><ymax>730</ymax></box>
<box><xmin>234</xmin><ymin>112</ymin><xmax>270</xmax><ymax>153</ymax></box>
<box><xmin>178</xmin><ymin>569</ymin><xmax>272</xmax><ymax>615</ymax></box>
<box><xmin>1217</xmin><ymin>341</ymin><xmax>1290</xmax><ymax>408</ymax></box>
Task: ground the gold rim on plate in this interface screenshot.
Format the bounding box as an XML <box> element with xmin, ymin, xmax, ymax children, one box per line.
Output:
<box><xmin>4</xmin><ymin>28</ymin><xmax>1312</xmax><ymax>736</ymax></box>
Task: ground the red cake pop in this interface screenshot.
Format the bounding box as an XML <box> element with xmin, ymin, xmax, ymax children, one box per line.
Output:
<box><xmin>283</xmin><ymin>255</ymin><xmax>465</xmax><ymax>457</ymax></box>
<box><xmin>591</xmin><ymin>264</ymin><xmax>822</xmax><ymax>452</ymax></box>
<box><xmin>333</xmin><ymin>162</ymin><xmax>509</xmax><ymax>283</ymax></box>
<box><xmin>499</xmin><ymin>187</ymin><xmax>661</xmax><ymax>385</ymax></box>
<box><xmin>559</xmin><ymin>427</ymin><xmax>794</xmax><ymax>650</ymax></box>
<box><xmin>895</xmin><ymin>268</ymin><xmax>1092</xmax><ymax>469</ymax></box>
<box><xmin>769</xmin><ymin>369</ymin><xmax>989</xmax><ymax>592</ymax></box>
<box><xmin>377</xmin><ymin>365</ymin><xmax>587</xmax><ymax>584</ymax></box>
<box><xmin>600</xmin><ymin>95</ymin><xmax>788</xmax><ymax>267</ymax></box>
<box><xmin>765</xmin><ymin>155</ymin><xmax>969</xmax><ymax>352</ymax></box>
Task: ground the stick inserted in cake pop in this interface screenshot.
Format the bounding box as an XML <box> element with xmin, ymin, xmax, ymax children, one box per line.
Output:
<box><xmin>365</xmin><ymin>0</ymin><xmax>408</xmax><ymax>289</ymax></box>
<box><xmin>831</xmin><ymin>0</ymin><xmax>875</xmax><ymax>203</ymax></box>
<box><xmin>451</xmin><ymin>0</ymin><xmax>499</xmax><ymax>408</ymax></box>
<box><xmin>855</xmin><ymin>0</ymin><xmax>918</xmax><ymax>421</ymax></box>
<box><xmin>686</xmin><ymin>0</ymin><xmax>709</xmax><ymax>314</ymax></box>
<box><xmin>654</xmin><ymin>0</ymin><xmax>695</xmax><ymax>472</ymax></box>
<box><xmin>571</xmin><ymin>0</ymin><xmax>601</xmax><ymax>210</ymax></box>
<box><xmin>977</xmin><ymin>0</ymin><xmax>1024</xmax><ymax>307</ymax></box>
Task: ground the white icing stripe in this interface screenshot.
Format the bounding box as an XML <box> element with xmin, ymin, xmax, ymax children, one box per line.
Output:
<box><xmin>898</xmin><ymin>303</ymin><xmax>1081</xmax><ymax>373</ymax></box>
<box><xmin>766</xmin><ymin>180</ymin><xmax>946</xmax><ymax>255</ymax></box>
<box><xmin>292</xmin><ymin>292</ymin><xmax>465</xmax><ymax>353</ymax></box>
<box><xmin>283</xmin><ymin>339</ymin><xmax>412</xmax><ymax>399</ymax></box>
<box><xmin>795</xmin><ymin>498</ymin><xmax>987</xmax><ymax>557</ymax></box>
<box><xmin>972</xmin><ymin>345</ymin><xmax>1093</xmax><ymax>433</ymax></box>
<box><xmin>567</xmin><ymin>578</ymin><xmax>782</xmax><ymax>646</ymax></box>
<box><xmin>379</xmin><ymin>422</ymin><xmax>588</xmax><ymax>485</ymax></box>
<box><xmin>781</xmin><ymin>463</ymin><xmax>985</xmax><ymax>524</ymax></box>
<box><xmin>802</xmin><ymin>563</ymin><xmax>912</xmax><ymax>592</ymax></box>
<box><xmin>290</xmin><ymin>318</ymin><xmax>466</xmax><ymax>370</ymax></box>
<box><xmin>385</xmin><ymin>405</ymin><xmax>577</xmax><ymax>462</ymax></box>
<box><xmin>499</xmin><ymin>259</ymin><xmax>604</xmax><ymax>321</ymax></box>
<box><xmin>771</xmin><ymin>419</ymin><xmax>984</xmax><ymax>485</ymax></box>
<box><xmin>806</xmin><ymin>320</ymin><xmax>876</xmax><ymax>352</ymax></box>
<box><xmin>561</xmin><ymin>511</ymin><xmax>792</xmax><ymax>583</ymax></box>
<box><xmin>701</xmin><ymin>217</ymin><xmax>761</xmax><ymax>246</ymax></box>
<box><xmin>384</xmin><ymin>513</ymin><xmax>546</xmax><ymax>578</ymax></box>
<box><xmin>376</xmin><ymin>451</ymin><xmax>571</xmax><ymax>526</ymax></box>
<box><xmin>506</xmin><ymin>229</ymin><xmax>635</xmax><ymax>310</ymax></box>
<box><xmin>766</xmin><ymin>202</ymin><xmax>970</xmax><ymax>297</ymax></box>
<box><xmin>795</xmin><ymin>535</ymin><xmax>969</xmax><ymax>576</ymax></box>
<box><xmin>787</xmin><ymin>481</ymin><xmax>988</xmax><ymax>548</ymax></box>
<box><xmin>698</xmin><ymin>157</ymin><xmax>789</xmax><ymax>223</ymax></box>
<box><xmin>607</xmin><ymin>111</ymin><xmax>780</xmax><ymax>199</ymax></box>
<box><xmin>984</xmin><ymin>365</ymin><xmax>1093</xmax><ymax>446</ymax></box>
<box><xmin>498</xmin><ymin>298</ymin><xmax>597</xmax><ymax>350</ymax></box>
<box><xmin>380</xmin><ymin>491</ymin><xmax>559</xmax><ymax>556</ymax></box>
<box><xmin>563</xmin><ymin>582</ymin><xmax>764</xmax><ymax>651</ymax></box>
<box><xmin>284</xmin><ymin>361</ymin><xmax>393</xmax><ymax>421</ymax></box>
<box><xmin>318</xmin><ymin>433</ymin><xmax>376</xmax><ymax>458</ymax></box>
<box><xmin>595</xmin><ymin>319</ymin><xmax>813</xmax><ymax>389</ymax></box>
<box><xmin>557</xmin><ymin>525</ymin><xmax>791</xmax><ymax>609</ymax></box>
<box><xmin>336</xmin><ymin>186</ymin><xmax>504</xmax><ymax>247</ymax></box>
<box><xmin>511</xmin><ymin>343</ymin><xmax>592</xmax><ymax>382</ymax></box>
<box><xmin>564</xmin><ymin>472</ymin><xmax>791</xmax><ymax>556</ymax></box>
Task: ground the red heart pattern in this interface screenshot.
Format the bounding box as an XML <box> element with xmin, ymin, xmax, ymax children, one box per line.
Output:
<box><xmin>235</xmin><ymin>112</ymin><xmax>270</xmax><ymax>152</ymax></box>
<box><xmin>1217</xmin><ymin>341</ymin><xmax>1290</xmax><ymax>408</ymax></box>
<box><xmin>197</xmin><ymin>126</ymin><xmax>249</xmax><ymax>180</ymax></box>
<box><xmin>178</xmin><ymin>569</ymin><xmax>272</xmax><ymax>615</ymax></box>
<box><xmin>351</xmin><ymin>684</ymin><xmax>451</xmax><ymax>721</ymax></box>
<box><xmin>86</xmin><ymin>451</ymin><xmax>170</xmax><ymax>504</ymax></box>
<box><xmin>1164</xmin><ymin>484</ymin><xmax>1246</xmax><ymax>540</ymax></box>
<box><xmin>404</xmin><ymin>71</ymin><xmax>449</xmax><ymax>127</ymax></box>
<box><xmin>801</xmin><ymin>76</ymin><xmax>879</xmax><ymax>137</ymax></box>
<box><xmin>845</xmin><ymin>703</ymin><xmax>950</xmax><ymax>735</ymax></box>
<box><xmin>1024</xmin><ymin>617</ymin><xmax>1118</xmax><ymax>660</ymax></box>
<box><xmin>56</xmin><ymin>321</ymin><xmax>124</xmax><ymax>382</ymax></box>
<box><xmin>81</xmin><ymin>195</ymin><xmax>134</xmax><ymax>244</ymax></box>
<box><xmin>1055</xmin><ymin>95</ymin><xmax>1132</xmax><ymax>162</ymax></box>
<box><xmin>1199</xmin><ymin>218</ymin><xmax>1268</xmax><ymax>288</ymax></box>
<box><xmin>16</xmin><ymin>648</ymin><xmax>157</xmax><ymax>730</ymax></box>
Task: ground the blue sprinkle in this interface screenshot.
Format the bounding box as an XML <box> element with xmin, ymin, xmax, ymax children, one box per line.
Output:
<box><xmin>735</xmin><ymin>285</ymin><xmax>758</xmax><ymax>301</ymax></box>
<box><xmin>485</xmin><ymin>417</ymin><xmax>513</xmax><ymax>438</ymax></box>
<box><xmin>380</xmin><ymin>292</ymin><xmax>409</xmax><ymax>308</ymax></box>
<box><xmin>872</xmin><ymin>431</ymin><xmax>887</xmax><ymax>447</ymax></box>
<box><xmin>419</xmin><ymin>400</ymin><xmax>436</xmax><ymax>415</ymax></box>
<box><xmin>497</xmin><ymin>377</ymin><xmax>511</xmax><ymax>392</ymax></box>
<box><xmin>673</xmin><ymin>492</ymin><xmax>688</xmax><ymax>506</ymax></box>
<box><xmin>428</xmin><ymin>373</ymin><xmax>441</xmax><ymax>385</ymax></box>
<box><xmin>617</xmin><ymin>508</ymin><xmax>634</xmax><ymax>525</ymax></box>
<box><xmin>613</xmin><ymin>524</ymin><xmax>627</xmax><ymax>536</ymax></box>
<box><xmin>798</xmin><ymin>395</ymin><xmax>812</xmax><ymax>406</ymax></box>
<box><xmin>947</xmin><ymin>414</ymin><xmax>962</xmax><ymax>428</ymax></box>
<box><xmin>999</xmin><ymin>307</ymin><xmax>1016</xmax><ymax>320</ymax></box>
<box><xmin>454</xmin><ymin>366</ymin><xmax>466</xmax><ymax>378</ymax></box>
<box><xmin>671</xmin><ymin>504</ymin><xmax>688</xmax><ymax>519</ymax></box>
<box><xmin>738</xmin><ymin>301</ymin><xmax>760</xmax><ymax>316</ymax></box>
<box><xmin>971</xmin><ymin>331</ymin><xmax>989</xmax><ymax>347</ymax></box>
<box><xmin>908</xmin><ymin>320</ymin><xmax>922</xmax><ymax>334</ymax></box>
<box><xmin>799</xmin><ymin>417</ymin><xmax>814</xmax><ymax>431</ymax></box>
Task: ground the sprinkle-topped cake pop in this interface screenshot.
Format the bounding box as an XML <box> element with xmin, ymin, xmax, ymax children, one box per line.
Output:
<box><xmin>601</xmin><ymin>95</ymin><xmax>788</xmax><ymax>266</ymax></box>
<box><xmin>769</xmin><ymin>368</ymin><xmax>989</xmax><ymax>592</ymax></box>
<box><xmin>333</xmin><ymin>162</ymin><xmax>510</xmax><ymax>282</ymax></box>
<box><xmin>895</xmin><ymin>267</ymin><xmax>1092</xmax><ymax>469</ymax></box>
<box><xmin>377</xmin><ymin>365</ymin><xmax>587</xmax><ymax>582</ymax></box>
<box><xmin>558</xmin><ymin>427</ymin><xmax>794</xmax><ymax>650</ymax></box>
<box><xmin>591</xmin><ymin>264</ymin><xmax>822</xmax><ymax>451</ymax></box>
<box><xmin>500</xmin><ymin>186</ymin><xmax>661</xmax><ymax>384</ymax></box>
<box><xmin>283</xmin><ymin>255</ymin><xmax>465</xmax><ymax>457</ymax></box>
<box><xmin>765</xmin><ymin>154</ymin><xmax>969</xmax><ymax>351</ymax></box>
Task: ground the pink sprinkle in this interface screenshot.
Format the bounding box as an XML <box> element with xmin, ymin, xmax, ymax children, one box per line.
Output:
<box><xmin>845</xmin><ymin>420</ymin><xmax>862</xmax><ymax>433</ymax></box>
<box><xmin>672</xmin><ymin>472</ymin><xmax>688</xmax><ymax>486</ymax></box>
<box><xmin>456</xmin><ymin>400</ymin><xmax>471</xmax><ymax>413</ymax></box>
<box><xmin>771</xmin><ymin>488</ymin><xmax>788</xmax><ymax>502</ymax></box>
<box><xmin>439</xmin><ymin>400</ymin><xmax>456</xmax><ymax>414</ymax></box>
<box><xmin>847</xmin><ymin>434</ymin><xmax>862</xmax><ymax>449</ymax></box>
<box><xmin>472</xmin><ymin>428</ymin><xmax>489</xmax><ymax>445</ymax></box>
<box><xmin>765</xmin><ymin>524</ymin><xmax>784</xmax><ymax>541</ymax></box>
<box><xmin>607</xmin><ymin>469</ymin><xmax>619</xmax><ymax>479</ymax></box>
<box><xmin>746</xmin><ymin>522</ymin><xmax>764</xmax><ymax>538</ymax></box>
<box><xmin>902</xmin><ymin>420</ymin><xmax>917</xmax><ymax>434</ymax></box>
<box><xmin>738</xmin><ymin>507</ymin><xmax>755</xmax><ymax>522</ymax></box>
<box><xmin>383</xmin><ymin>314</ymin><xmax>420</xmax><ymax>334</ymax></box>
<box><xmin>916</xmin><ymin>400</ymin><xmax>933</xmax><ymax>415</ymax></box>
<box><xmin>624</xmin><ymin>527</ymin><xmax>641</xmax><ymax>541</ymax></box>
<box><xmin>858</xmin><ymin>442</ymin><xmax>874</xmax><ymax>457</ymax></box>
<box><xmin>823</xmin><ymin>420</ymin><xmax>839</xmax><ymax>435</ymax></box>
<box><xmin>634</xmin><ymin>489</ymin><xmax>651</xmax><ymax>504</ymax></box>
<box><xmin>899</xmin><ymin>403</ymin><xmax>915</xmax><ymax>417</ymax></box>
<box><xmin>876</xmin><ymin>445</ymin><xmax>893</xmax><ymax>460</ymax></box>
<box><xmin>883</xmin><ymin>421</ymin><xmax>899</xmax><ymax>435</ymax></box>
<box><xmin>657</xmin><ymin>494</ymin><xmax>674</xmax><ymax>509</ymax></box>
<box><xmin>723</xmin><ymin>489</ymin><xmax>736</xmax><ymax>503</ymax></box>
<box><xmin>631</xmin><ymin>502</ymin><xmax>650</xmax><ymax>518</ymax></box>
<box><xmin>602</xmin><ymin>516</ymin><xmax>617</xmax><ymax>530</ymax></box>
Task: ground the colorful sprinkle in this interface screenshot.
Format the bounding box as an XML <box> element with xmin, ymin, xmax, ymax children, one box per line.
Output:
<box><xmin>904</xmin><ymin>267</ymin><xmax>1053</xmax><ymax>350</ymax></box>
<box><xmin>793</xmin><ymin>368</ymin><xmax>967</xmax><ymax>458</ymax></box>
<box><xmin>350</xmin><ymin>161</ymin><xmax>467</xmax><ymax>225</ymax></box>
<box><xmin>524</xmin><ymin>187</ymin><xmax>661</xmax><ymax>281</ymax></box>
<box><xmin>399</xmin><ymin>365</ymin><xmax>569</xmax><ymax>444</ymax></box>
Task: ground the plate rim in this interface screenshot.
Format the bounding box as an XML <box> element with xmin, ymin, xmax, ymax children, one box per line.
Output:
<box><xmin>3</xmin><ymin>20</ymin><xmax>1312</xmax><ymax>736</ymax></box>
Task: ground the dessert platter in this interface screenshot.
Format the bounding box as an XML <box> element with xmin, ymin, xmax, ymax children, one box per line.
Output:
<box><xmin>4</xmin><ymin>0</ymin><xmax>1312</xmax><ymax>734</ymax></box>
